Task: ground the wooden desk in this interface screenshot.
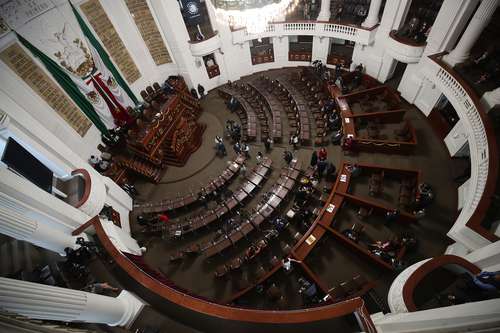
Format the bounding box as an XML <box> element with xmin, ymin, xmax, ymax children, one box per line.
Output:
<box><xmin>273</xmin><ymin>185</ymin><xmax>289</xmax><ymax>199</ymax></box>
<box><xmin>258</xmin><ymin>203</ymin><xmax>275</xmax><ymax>218</ymax></box>
<box><xmin>267</xmin><ymin>194</ymin><xmax>283</xmax><ymax>208</ymax></box>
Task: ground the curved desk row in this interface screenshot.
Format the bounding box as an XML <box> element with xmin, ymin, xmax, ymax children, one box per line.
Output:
<box><xmin>134</xmin><ymin>155</ymin><xmax>246</xmax><ymax>214</ymax></box>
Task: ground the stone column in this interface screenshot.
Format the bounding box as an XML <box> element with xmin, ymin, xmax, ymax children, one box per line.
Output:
<box><xmin>317</xmin><ymin>0</ymin><xmax>332</xmax><ymax>21</ymax></box>
<box><xmin>0</xmin><ymin>194</ymin><xmax>81</xmax><ymax>255</ymax></box>
<box><xmin>0</xmin><ymin>277</ymin><xmax>145</xmax><ymax>327</ymax></box>
<box><xmin>481</xmin><ymin>87</ymin><xmax>500</xmax><ymax>112</ymax></box>
<box><xmin>362</xmin><ymin>0</ymin><xmax>383</xmax><ymax>28</ymax></box>
<box><xmin>445</xmin><ymin>0</ymin><xmax>499</xmax><ymax>66</ymax></box>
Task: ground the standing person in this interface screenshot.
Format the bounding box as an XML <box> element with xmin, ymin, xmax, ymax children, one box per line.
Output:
<box><xmin>190</xmin><ymin>88</ymin><xmax>198</xmax><ymax>99</ymax></box>
<box><xmin>240</xmin><ymin>163</ymin><xmax>247</xmax><ymax>178</ymax></box>
<box><xmin>318</xmin><ymin>147</ymin><xmax>327</xmax><ymax>161</ymax></box>
<box><xmin>233</xmin><ymin>141</ymin><xmax>241</xmax><ymax>155</ymax></box>
<box><xmin>310</xmin><ymin>151</ymin><xmax>318</xmax><ymax>168</ymax></box>
<box><xmin>264</xmin><ymin>137</ymin><xmax>272</xmax><ymax>152</ymax></box>
<box><xmin>283</xmin><ymin>150</ymin><xmax>293</xmax><ymax>165</ymax></box>
<box><xmin>215</xmin><ymin>136</ymin><xmax>226</xmax><ymax>156</ymax></box>
<box><xmin>197</xmin><ymin>84</ymin><xmax>205</xmax><ymax>98</ymax></box>
<box><xmin>290</xmin><ymin>133</ymin><xmax>299</xmax><ymax>150</ymax></box>
<box><xmin>225</xmin><ymin>120</ymin><xmax>233</xmax><ymax>138</ymax></box>
<box><xmin>317</xmin><ymin>160</ymin><xmax>327</xmax><ymax>178</ymax></box>
<box><xmin>89</xmin><ymin>155</ymin><xmax>99</xmax><ymax>168</ymax></box>
<box><xmin>242</xmin><ymin>142</ymin><xmax>250</xmax><ymax>158</ymax></box>
<box><xmin>198</xmin><ymin>188</ymin><xmax>208</xmax><ymax>209</ymax></box>
<box><xmin>256</xmin><ymin>152</ymin><xmax>263</xmax><ymax>164</ymax></box>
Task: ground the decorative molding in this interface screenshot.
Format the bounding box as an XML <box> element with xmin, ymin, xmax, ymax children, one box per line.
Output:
<box><xmin>80</xmin><ymin>0</ymin><xmax>141</xmax><ymax>83</ymax></box>
<box><xmin>124</xmin><ymin>0</ymin><xmax>172</xmax><ymax>66</ymax></box>
<box><xmin>0</xmin><ymin>43</ymin><xmax>92</xmax><ymax>136</ymax></box>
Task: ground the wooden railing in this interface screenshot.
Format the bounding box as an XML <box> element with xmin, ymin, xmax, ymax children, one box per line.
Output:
<box><xmin>402</xmin><ymin>255</ymin><xmax>480</xmax><ymax>312</ymax></box>
<box><xmin>88</xmin><ymin>216</ymin><xmax>377</xmax><ymax>332</ymax></box>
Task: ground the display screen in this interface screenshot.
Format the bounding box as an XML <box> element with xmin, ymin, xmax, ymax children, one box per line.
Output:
<box><xmin>1</xmin><ymin>137</ymin><xmax>53</xmax><ymax>193</ymax></box>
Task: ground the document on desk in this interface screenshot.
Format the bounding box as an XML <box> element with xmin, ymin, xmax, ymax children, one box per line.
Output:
<box><xmin>340</xmin><ymin>174</ymin><xmax>347</xmax><ymax>182</ymax></box>
<box><xmin>305</xmin><ymin>235</ymin><xmax>316</xmax><ymax>245</ymax></box>
<box><xmin>326</xmin><ymin>204</ymin><xmax>335</xmax><ymax>213</ymax></box>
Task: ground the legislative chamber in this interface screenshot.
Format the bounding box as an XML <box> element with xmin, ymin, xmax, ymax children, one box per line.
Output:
<box><xmin>0</xmin><ymin>1</ymin><xmax>499</xmax><ymax>333</ymax></box>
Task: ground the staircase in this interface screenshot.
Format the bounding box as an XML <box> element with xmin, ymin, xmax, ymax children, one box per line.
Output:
<box><xmin>116</xmin><ymin>156</ymin><xmax>163</xmax><ymax>183</ymax></box>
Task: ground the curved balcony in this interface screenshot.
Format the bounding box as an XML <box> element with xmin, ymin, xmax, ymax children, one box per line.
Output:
<box><xmin>68</xmin><ymin>168</ymin><xmax>106</xmax><ymax>217</ymax></box>
<box><xmin>188</xmin><ymin>31</ymin><xmax>221</xmax><ymax>57</ymax></box>
<box><xmin>386</xmin><ymin>31</ymin><xmax>426</xmax><ymax>64</ymax></box>
<box><xmin>85</xmin><ymin>217</ymin><xmax>377</xmax><ymax>333</ymax></box>
<box><xmin>388</xmin><ymin>255</ymin><xmax>480</xmax><ymax>313</ymax></box>
<box><xmin>422</xmin><ymin>53</ymin><xmax>498</xmax><ymax>248</ymax></box>
<box><xmin>231</xmin><ymin>21</ymin><xmax>377</xmax><ymax>46</ymax></box>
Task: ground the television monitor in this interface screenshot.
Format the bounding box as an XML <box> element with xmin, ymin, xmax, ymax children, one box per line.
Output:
<box><xmin>1</xmin><ymin>137</ymin><xmax>53</xmax><ymax>193</ymax></box>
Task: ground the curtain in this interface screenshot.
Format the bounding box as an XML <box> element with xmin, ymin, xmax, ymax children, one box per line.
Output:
<box><xmin>69</xmin><ymin>1</ymin><xmax>139</xmax><ymax>105</ymax></box>
<box><xmin>16</xmin><ymin>32</ymin><xmax>111</xmax><ymax>138</ymax></box>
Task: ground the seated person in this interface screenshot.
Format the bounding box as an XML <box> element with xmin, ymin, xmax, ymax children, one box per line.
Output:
<box><xmin>83</xmin><ymin>282</ymin><xmax>119</xmax><ymax>295</ymax></box>
<box><xmin>282</xmin><ymin>257</ymin><xmax>300</xmax><ymax>271</ymax></box>
<box><xmin>357</xmin><ymin>206</ymin><xmax>373</xmax><ymax>219</ymax></box>
<box><xmin>471</xmin><ymin>271</ymin><xmax>500</xmax><ymax>292</ymax></box>
<box><xmin>272</xmin><ymin>216</ymin><xmax>288</xmax><ymax>231</ymax></box>
<box><xmin>343</xmin><ymin>223</ymin><xmax>364</xmax><ymax>242</ymax></box>
<box><xmin>245</xmin><ymin>244</ymin><xmax>260</xmax><ymax>261</ymax></box>
<box><xmin>370</xmin><ymin>238</ymin><xmax>405</xmax><ymax>264</ymax></box>
<box><xmin>385</xmin><ymin>209</ymin><xmax>400</xmax><ymax>223</ymax></box>
<box><xmin>298</xmin><ymin>277</ymin><xmax>318</xmax><ymax>298</ymax></box>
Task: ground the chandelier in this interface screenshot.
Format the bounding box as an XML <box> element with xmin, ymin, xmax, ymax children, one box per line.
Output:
<box><xmin>209</xmin><ymin>0</ymin><xmax>299</xmax><ymax>34</ymax></box>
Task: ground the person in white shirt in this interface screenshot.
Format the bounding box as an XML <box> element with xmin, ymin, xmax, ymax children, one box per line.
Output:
<box><xmin>282</xmin><ymin>257</ymin><xmax>301</xmax><ymax>271</ymax></box>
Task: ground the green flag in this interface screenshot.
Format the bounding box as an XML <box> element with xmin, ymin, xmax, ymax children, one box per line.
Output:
<box><xmin>69</xmin><ymin>1</ymin><xmax>139</xmax><ymax>104</ymax></box>
<box><xmin>16</xmin><ymin>32</ymin><xmax>111</xmax><ymax>138</ymax></box>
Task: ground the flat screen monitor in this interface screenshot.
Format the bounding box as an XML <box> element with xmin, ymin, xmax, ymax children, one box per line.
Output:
<box><xmin>1</xmin><ymin>137</ymin><xmax>53</xmax><ymax>193</ymax></box>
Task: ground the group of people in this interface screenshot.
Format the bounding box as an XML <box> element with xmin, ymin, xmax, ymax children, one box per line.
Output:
<box><xmin>310</xmin><ymin>148</ymin><xmax>336</xmax><ymax>180</ymax></box>
<box><xmin>465</xmin><ymin>46</ymin><xmax>500</xmax><ymax>87</ymax></box>
<box><xmin>332</xmin><ymin>0</ymin><xmax>369</xmax><ymax>25</ymax></box>
<box><xmin>397</xmin><ymin>7</ymin><xmax>435</xmax><ymax>43</ymax></box>
<box><xmin>190</xmin><ymin>84</ymin><xmax>206</xmax><ymax>100</ymax></box>
<box><xmin>225</xmin><ymin>120</ymin><xmax>242</xmax><ymax>142</ymax></box>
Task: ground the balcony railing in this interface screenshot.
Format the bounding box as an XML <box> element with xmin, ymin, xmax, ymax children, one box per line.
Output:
<box><xmin>423</xmin><ymin>53</ymin><xmax>498</xmax><ymax>247</ymax></box>
<box><xmin>231</xmin><ymin>21</ymin><xmax>377</xmax><ymax>46</ymax></box>
<box><xmin>386</xmin><ymin>30</ymin><xmax>426</xmax><ymax>64</ymax></box>
<box><xmin>188</xmin><ymin>31</ymin><xmax>221</xmax><ymax>57</ymax></box>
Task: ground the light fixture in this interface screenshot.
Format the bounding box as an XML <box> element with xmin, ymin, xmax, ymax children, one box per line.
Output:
<box><xmin>209</xmin><ymin>0</ymin><xmax>300</xmax><ymax>34</ymax></box>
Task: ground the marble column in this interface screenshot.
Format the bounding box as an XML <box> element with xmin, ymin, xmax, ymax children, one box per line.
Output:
<box><xmin>445</xmin><ymin>0</ymin><xmax>500</xmax><ymax>66</ymax></box>
<box><xmin>0</xmin><ymin>194</ymin><xmax>80</xmax><ymax>255</ymax></box>
<box><xmin>481</xmin><ymin>87</ymin><xmax>500</xmax><ymax>112</ymax></box>
<box><xmin>0</xmin><ymin>277</ymin><xmax>145</xmax><ymax>327</ymax></box>
<box><xmin>317</xmin><ymin>0</ymin><xmax>332</xmax><ymax>21</ymax></box>
<box><xmin>362</xmin><ymin>0</ymin><xmax>383</xmax><ymax>28</ymax></box>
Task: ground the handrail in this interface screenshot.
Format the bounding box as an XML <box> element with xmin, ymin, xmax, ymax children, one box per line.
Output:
<box><xmin>426</xmin><ymin>53</ymin><xmax>499</xmax><ymax>244</ymax></box>
<box><xmin>231</xmin><ymin>21</ymin><xmax>376</xmax><ymax>45</ymax></box>
<box><xmin>402</xmin><ymin>255</ymin><xmax>480</xmax><ymax>312</ymax></box>
<box><xmin>389</xmin><ymin>30</ymin><xmax>426</xmax><ymax>47</ymax></box>
<box><xmin>90</xmin><ymin>216</ymin><xmax>377</xmax><ymax>331</ymax></box>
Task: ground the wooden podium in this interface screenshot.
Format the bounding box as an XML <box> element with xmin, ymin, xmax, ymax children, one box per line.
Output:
<box><xmin>105</xmin><ymin>78</ymin><xmax>205</xmax><ymax>185</ymax></box>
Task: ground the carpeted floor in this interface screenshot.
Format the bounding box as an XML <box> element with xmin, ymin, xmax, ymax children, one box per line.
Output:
<box><xmin>129</xmin><ymin>68</ymin><xmax>458</xmax><ymax>316</ymax></box>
